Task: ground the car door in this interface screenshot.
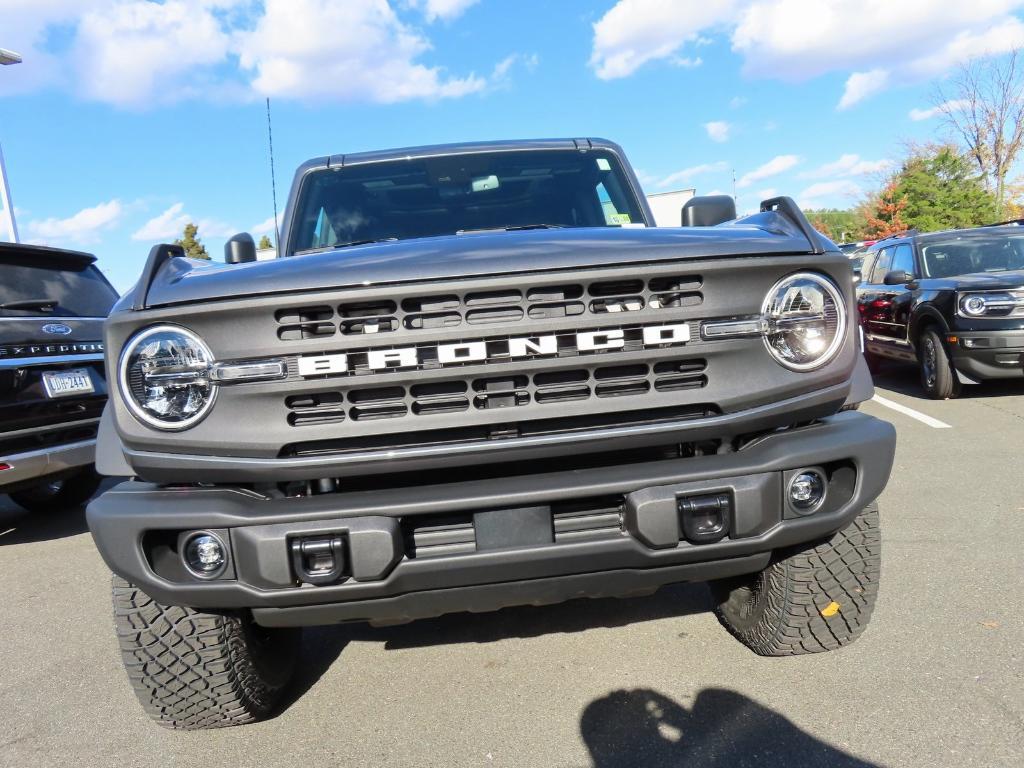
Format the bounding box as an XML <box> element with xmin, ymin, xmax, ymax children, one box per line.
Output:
<box><xmin>859</xmin><ymin>246</ymin><xmax>892</xmax><ymax>349</ymax></box>
<box><xmin>883</xmin><ymin>243</ymin><xmax>916</xmax><ymax>346</ymax></box>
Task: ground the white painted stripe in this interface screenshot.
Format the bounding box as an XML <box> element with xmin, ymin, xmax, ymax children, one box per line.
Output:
<box><xmin>871</xmin><ymin>395</ymin><xmax>952</xmax><ymax>429</ymax></box>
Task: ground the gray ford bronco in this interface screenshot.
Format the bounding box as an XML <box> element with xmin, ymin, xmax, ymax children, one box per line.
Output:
<box><xmin>87</xmin><ymin>139</ymin><xmax>895</xmax><ymax>730</ymax></box>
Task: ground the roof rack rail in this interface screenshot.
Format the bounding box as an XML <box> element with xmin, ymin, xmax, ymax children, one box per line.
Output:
<box><xmin>875</xmin><ymin>229</ymin><xmax>918</xmax><ymax>243</ymax></box>
<box><xmin>980</xmin><ymin>218</ymin><xmax>1024</xmax><ymax>227</ymax></box>
<box><xmin>759</xmin><ymin>196</ymin><xmax>824</xmax><ymax>254</ymax></box>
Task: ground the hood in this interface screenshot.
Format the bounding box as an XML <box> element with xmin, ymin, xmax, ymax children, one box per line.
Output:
<box><xmin>927</xmin><ymin>270</ymin><xmax>1024</xmax><ymax>290</ymax></box>
<box><xmin>141</xmin><ymin>210</ymin><xmax>821</xmax><ymax>308</ymax></box>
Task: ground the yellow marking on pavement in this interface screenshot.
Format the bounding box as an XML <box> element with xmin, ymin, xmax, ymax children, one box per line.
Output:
<box><xmin>821</xmin><ymin>601</ymin><xmax>841</xmax><ymax>617</ymax></box>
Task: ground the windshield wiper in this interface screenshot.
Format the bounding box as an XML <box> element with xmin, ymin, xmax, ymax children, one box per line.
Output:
<box><xmin>331</xmin><ymin>237</ymin><xmax>399</xmax><ymax>249</ymax></box>
<box><xmin>457</xmin><ymin>224</ymin><xmax>566</xmax><ymax>234</ymax></box>
<box><xmin>0</xmin><ymin>298</ymin><xmax>58</xmax><ymax>312</ymax></box>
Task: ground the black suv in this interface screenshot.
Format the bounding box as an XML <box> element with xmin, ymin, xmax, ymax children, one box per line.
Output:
<box><xmin>856</xmin><ymin>225</ymin><xmax>1024</xmax><ymax>398</ymax></box>
<box><xmin>1</xmin><ymin>243</ymin><xmax>118</xmax><ymax>511</ymax></box>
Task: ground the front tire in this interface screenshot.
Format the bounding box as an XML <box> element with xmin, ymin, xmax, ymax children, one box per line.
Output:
<box><xmin>112</xmin><ymin>575</ymin><xmax>299</xmax><ymax>730</ymax></box>
<box><xmin>8</xmin><ymin>466</ymin><xmax>102</xmax><ymax>513</ymax></box>
<box><xmin>918</xmin><ymin>328</ymin><xmax>960</xmax><ymax>400</ymax></box>
<box><xmin>711</xmin><ymin>503</ymin><xmax>880</xmax><ymax>656</ymax></box>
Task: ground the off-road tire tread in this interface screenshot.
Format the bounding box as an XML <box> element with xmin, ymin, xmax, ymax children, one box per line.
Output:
<box><xmin>111</xmin><ymin>575</ymin><xmax>295</xmax><ymax>730</ymax></box>
<box><xmin>713</xmin><ymin>503</ymin><xmax>881</xmax><ymax>656</ymax></box>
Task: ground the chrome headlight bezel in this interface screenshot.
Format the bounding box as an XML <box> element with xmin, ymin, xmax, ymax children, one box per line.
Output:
<box><xmin>117</xmin><ymin>324</ymin><xmax>218</xmax><ymax>431</ymax></box>
<box><xmin>761</xmin><ymin>271</ymin><xmax>847</xmax><ymax>372</ymax></box>
<box><xmin>957</xmin><ymin>291</ymin><xmax>1024</xmax><ymax>318</ymax></box>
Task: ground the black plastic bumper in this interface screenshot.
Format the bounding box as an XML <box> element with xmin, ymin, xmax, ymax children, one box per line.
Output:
<box><xmin>951</xmin><ymin>330</ymin><xmax>1024</xmax><ymax>380</ymax></box>
<box><xmin>86</xmin><ymin>411</ymin><xmax>895</xmax><ymax>627</ymax></box>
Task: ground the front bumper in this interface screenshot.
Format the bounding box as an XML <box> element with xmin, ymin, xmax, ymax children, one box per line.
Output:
<box><xmin>950</xmin><ymin>330</ymin><xmax>1024</xmax><ymax>380</ymax></box>
<box><xmin>87</xmin><ymin>412</ymin><xmax>895</xmax><ymax>627</ymax></box>
<box><xmin>0</xmin><ymin>439</ymin><xmax>96</xmax><ymax>492</ymax></box>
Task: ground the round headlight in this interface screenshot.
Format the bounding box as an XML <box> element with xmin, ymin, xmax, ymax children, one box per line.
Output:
<box><xmin>960</xmin><ymin>295</ymin><xmax>988</xmax><ymax>316</ymax></box>
<box><xmin>762</xmin><ymin>272</ymin><xmax>846</xmax><ymax>371</ymax></box>
<box><xmin>118</xmin><ymin>325</ymin><xmax>216</xmax><ymax>430</ymax></box>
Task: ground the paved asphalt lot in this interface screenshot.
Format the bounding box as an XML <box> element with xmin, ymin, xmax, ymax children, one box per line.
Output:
<box><xmin>1</xmin><ymin>365</ymin><xmax>1022</xmax><ymax>767</ymax></box>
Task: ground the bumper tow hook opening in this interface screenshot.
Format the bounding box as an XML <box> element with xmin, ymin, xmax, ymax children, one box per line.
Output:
<box><xmin>290</xmin><ymin>535</ymin><xmax>347</xmax><ymax>585</ymax></box>
<box><xmin>678</xmin><ymin>493</ymin><xmax>731</xmax><ymax>544</ymax></box>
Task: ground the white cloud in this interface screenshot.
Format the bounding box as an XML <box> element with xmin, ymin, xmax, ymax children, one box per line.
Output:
<box><xmin>757</xmin><ymin>187</ymin><xmax>778</xmax><ymax>199</ymax></box>
<box><xmin>133</xmin><ymin>203</ymin><xmax>235</xmax><ymax>242</ymax></box>
<box><xmin>0</xmin><ymin>0</ymin><xmax>495</xmax><ymax>107</ymax></box>
<box><xmin>736</xmin><ymin>154</ymin><xmax>800</xmax><ymax>188</ymax></box>
<box><xmin>797</xmin><ymin>179</ymin><xmax>864</xmax><ymax>208</ymax></box>
<box><xmin>238</xmin><ymin>0</ymin><xmax>485</xmax><ymax>103</ymax></box>
<box><xmin>491</xmin><ymin>52</ymin><xmax>539</xmax><ymax>86</ymax></box>
<box><xmin>704</xmin><ymin>121</ymin><xmax>731</xmax><ymax>142</ymax></box>
<box><xmin>132</xmin><ymin>203</ymin><xmax>190</xmax><ymax>241</ymax></box>
<box><xmin>589</xmin><ymin>0</ymin><xmax>737</xmax><ymax>79</ymax></box>
<box><xmin>251</xmin><ymin>214</ymin><xmax>283</xmax><ymax>235</ymax></box>
<box><xmin>415</xmin><ymin>0</ymin><xmax>480</xmax><ymax>22</ymax></box>
<box><xmin>729</xmin><ymin>96</ymin><xmax>747</xmax><ymax>109</ymax></box>
<box><xmin>589</xmin><ymin>0</ymin><xmax>1024</xmax><ymax>105</ymax></box>
<box><xmin>909</xmin><ymin>99</ymin><xmax>970</xmax><ymax>121</ymax></box>
<box><xmin>801</xmin><ymin>154</ymin><xmax>895</xmax><ymax>178</ymax></box>
<box><xmin>26</xmin><ymin>199</ymin><xmax>123</xmax><ymax>244</ymax></box>
<box><xmin>837</xmin><ymin>69</ymin><xmax>889</xmax><ymax>110</ymax></box>
<box><xmin>657</xmin><ymin>161</ymin><xmax>728</xmax><ymax>188</ymax></box>
<box><xmin>72</xmin><ymin>0</ymin><xmax>237</xmax><ymax>108</ymax></box>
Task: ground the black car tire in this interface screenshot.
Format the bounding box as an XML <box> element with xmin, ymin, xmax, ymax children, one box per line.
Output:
<box><xmin>710</xmin><ymin>502</ymin><xmax>880</xmax><ymax>656</ymax></box>
<box><xmin>918</xmin><ymin>328</ymin><xmax>960</xmax><ymax>400</ymax></box>
<box><xmin>8</xmin><ymin>467</ymin><xmax>102</xmax><ymax>513</ymax></box>
<box><xmin>112</xmin><ymin>575</ymin><xmax>300</xmax><ymax>730</ymax></box>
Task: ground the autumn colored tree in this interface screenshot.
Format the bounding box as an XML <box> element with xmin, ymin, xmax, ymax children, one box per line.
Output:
<box><xmin>174</xmin><ymin>222</ymin><xmax>210</xmax><ymax>260</ymax></box>
<box><xmin>864</xmin><ymin>183</ymin><xmax>908</xmax><ymax>238</ymax></box>
<box><xmin>804</xmin><ymin>208</ymin><xmax>866</xmax><ymax>242</ymax></box>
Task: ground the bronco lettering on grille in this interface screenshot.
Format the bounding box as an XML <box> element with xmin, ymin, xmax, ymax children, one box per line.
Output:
<box><xmin>297</xmin><ymin>323</ymin><xmax>691</xmax><ymax>377</ymax></box>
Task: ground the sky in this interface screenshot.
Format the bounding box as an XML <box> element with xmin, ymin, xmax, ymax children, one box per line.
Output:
<box><xmin>1</xmin><ymin>0</ymin><xmax>1023</xmax><ymax>292</ymax></box>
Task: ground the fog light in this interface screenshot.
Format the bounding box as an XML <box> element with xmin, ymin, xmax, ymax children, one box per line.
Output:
<box><xmin>183</xmin><ymin>532</ymin><xmax>227</xmax><ymax>579</ymax></box>
<box><xmin>789</xmin><ymin>471</ymin><xmax>826</xmax><ymax>514</ymax></box>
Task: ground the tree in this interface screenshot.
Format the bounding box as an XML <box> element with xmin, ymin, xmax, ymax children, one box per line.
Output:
<box><xmin>804</xmin><ymin>208</ymin><xmax>866</xmax><ymax>242</ymax></box>
<box><xmin>258</xmin><ymin>234</ymin><xmax>273</xmax><ymax>250</ymax></box>
<box><xmin>933</xmin><ymin>50</ymin><xmax>1024</xmax><ymax>218</ymax></box>
<box><xmin>174</xmin><ymin>222</ymin><xmax>210</xmax><ymax>260</ymax></box>
<box><xmin>890</xmin><ymin>145</ymin><xmax>995</xmax><ymax>231</ymax></box>
<box><xmin>864</xmin><ymin>183</ymin><xmax>908</xmax><ymax>238</ymax></box>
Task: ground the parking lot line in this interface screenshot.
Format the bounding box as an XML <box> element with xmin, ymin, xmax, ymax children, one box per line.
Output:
<box><xmin>871</xmin><ymin>394</ymin><xmax>952</xmax><ymax>429</ymax></box>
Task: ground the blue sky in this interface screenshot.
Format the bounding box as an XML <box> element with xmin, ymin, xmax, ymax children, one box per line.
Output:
<box><xmin>2</xmin><ymin>0</ymin><xmax>1023</xmax><ymax>292</ymax></box>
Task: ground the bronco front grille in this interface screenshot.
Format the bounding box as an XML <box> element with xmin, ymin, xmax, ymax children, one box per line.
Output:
<box><xmin>273</xmin><ymin>274</ymin><xmax>703</xmax><ymax>341</ymax></box>
<box><xmin>284</xmin><ymin>358</ymin><xmax>707</xmax><ymax>426</ymax></box>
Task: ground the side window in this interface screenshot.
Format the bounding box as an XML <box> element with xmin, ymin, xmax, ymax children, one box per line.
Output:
<box><xmin>870</xmin><ymin>247</ymin><xmax>893</xmax><ymax>283</ymax></box>
<box><xmin>891</xmin><ymin>244</ymin><xmax>915</xmax><ymax>276</ymax></box>
<box><xmin>860</xmin><ymin>251</ymin><xmax>877</xmax><ymax>283</ymax></box>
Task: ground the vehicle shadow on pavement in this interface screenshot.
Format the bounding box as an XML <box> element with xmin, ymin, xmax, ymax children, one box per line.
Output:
<box><xmin>0</xmin><ymin>503</ymin><xmax>89</xmax><ymax>545</ymax></box>
<box><xmin>873</xmin><ymin>363</ymin><xmax>1024</xmax><ymax>401</ymax></box>
<box><xmin>580</xmin><ymin>687</ymin><xmax>880</xmax><ymax>768</ymax></box>
<box><xmin>339</xmin><ymin>582</ymin><xmax>712</xmax><ymax>650</ymax></box>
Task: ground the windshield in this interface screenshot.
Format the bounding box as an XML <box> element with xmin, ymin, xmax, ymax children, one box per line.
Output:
<box><xmin>0</xmin><ymin>255</ymin><xmax>118</xmax><ymax>317</ymax></box>
<box><xmin>288</xmin><ymin>149</ymin><xmax>646</xmax><ymax>254</ymax></box>
<box><xmin>920</xmin><ymin>235</ymin><xmax>1024</xmax><ymax>278</ymax></box>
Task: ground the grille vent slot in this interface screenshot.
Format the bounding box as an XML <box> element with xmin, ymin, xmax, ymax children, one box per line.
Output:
<box><xmin>276</xmin><ymin>306</ymin><xmax>335</xmax><ymax>341</ymax></box>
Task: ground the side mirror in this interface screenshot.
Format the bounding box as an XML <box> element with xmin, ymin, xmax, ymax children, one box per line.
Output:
<box><xmin>681</xmin><ymin>195</ymin><xmax>737</xmax><ymax>227</ymax></box>
<box><xmin>224</xmin><ymin>233</ymin><xmax>257</xmax><ymax>264</ymax></box>
<box><xmin>883</xmin><ymin>269</ymin><xmax>912</xmax><ymax>286</ymax></box>
<box><xmin>852</xmin><ymin>269</ymin><xmax>862</xmax><ymax>287</ymax></box>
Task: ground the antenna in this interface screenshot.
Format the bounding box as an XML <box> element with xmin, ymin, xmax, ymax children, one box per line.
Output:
<box><xmin>265</xmin><ymin>97</ymin><xmax>280</xmax><ymax>251</ymax></box>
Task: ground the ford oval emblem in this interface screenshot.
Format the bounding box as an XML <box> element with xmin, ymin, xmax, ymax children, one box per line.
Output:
<box><xmin>41</xmin><ymin>323</ymin><xmax>73</xmax><ymax>336</ymax></box>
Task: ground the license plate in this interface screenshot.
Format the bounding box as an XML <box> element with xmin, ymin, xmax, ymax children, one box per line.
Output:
<box><xmin>42</xmin><ymin>369</ymin><xmax>95</xmax><ymax>398</ymax></box>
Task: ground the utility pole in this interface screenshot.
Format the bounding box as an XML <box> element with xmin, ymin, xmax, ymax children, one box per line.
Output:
<box><xmin>0</xmin><ymin>47</ymin><xmax>22</xmax><ymax>243</ymax></box>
